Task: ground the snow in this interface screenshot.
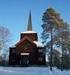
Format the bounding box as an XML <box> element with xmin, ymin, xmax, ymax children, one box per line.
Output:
<box><xmin>0</xmin><ymin>67</ymin><xmax>70</xmax><ymax>75</ymax></box>
<box><xmin>21</xmin><ymin>31</ymin><xmax>37</xmax><ymax>34</ymax></box>
<box><xmin>53</xmin><ymin>45</ymin><xmax>62</xmax><ymax>57</ymax></box>
<box><xmin>46</xmin><ymin>54</ymin><xmax>49</xmax><ymax>62</ymax></box>
<box><xmin>33</xmin><ymin>41</ymin><xmax>44</xmax><ymax>47</ymax></box>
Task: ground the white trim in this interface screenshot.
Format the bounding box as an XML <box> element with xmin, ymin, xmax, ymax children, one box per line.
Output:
<box><xmin>21</xmin><ymin>53</ymin><xmax>29</xmax><ymax>55</ymax></box>
<box><xmin>21</xmin><ymin>31</ymin><xmax>37</xmax><ymax>34</ymax></box>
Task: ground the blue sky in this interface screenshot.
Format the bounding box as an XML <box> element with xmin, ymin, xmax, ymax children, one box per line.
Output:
<box><xmin>0</xmin><ymin>0</ymin><xmax>70</xmax><ymax>46</ymax></box>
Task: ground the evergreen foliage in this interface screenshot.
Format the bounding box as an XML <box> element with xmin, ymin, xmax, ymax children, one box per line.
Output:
<box><xmin>41</xmin><ymin>8</ymin><xmax>70</xmax><ymax>69</ymax></box>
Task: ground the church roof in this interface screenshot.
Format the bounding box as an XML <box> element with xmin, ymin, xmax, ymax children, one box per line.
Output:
<box><xmin>15</xmin><ymin>36</ymin><xmax>33</xmax><ymax>46</ymax></box>
<box><xmin>15</xmin><ymin>36</ymin><xmax>43</xmax><ymax>48</ymax></box>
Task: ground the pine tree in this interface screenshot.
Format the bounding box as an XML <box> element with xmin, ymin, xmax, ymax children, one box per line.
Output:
<box><xmin>41</xmin><ymin>8</ymin><xmax>70</xmax><ymax>69</ymax></box>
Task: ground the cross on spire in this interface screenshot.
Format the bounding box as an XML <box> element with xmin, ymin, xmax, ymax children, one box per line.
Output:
<box><xmin>27</xmin><ymin>11</ymin><xmax>32</xmax><ymax>31</ymax></box>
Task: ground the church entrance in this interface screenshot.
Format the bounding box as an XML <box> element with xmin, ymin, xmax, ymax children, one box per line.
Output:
<box><xmin>20</xmin><ymin>53</ymin><xmax>29</xmax><ymax>66</ymax></box>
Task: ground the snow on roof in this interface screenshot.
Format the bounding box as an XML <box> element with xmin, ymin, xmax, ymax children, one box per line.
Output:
<box><xmin>33</xmin><ymin>41</ymin><xmax>44</xmax><ymax>47</ymax></box>
<box><xmin>21</xmin><ymin>31</ymin><xmax>37</xmax><ymax>34</ymax></box>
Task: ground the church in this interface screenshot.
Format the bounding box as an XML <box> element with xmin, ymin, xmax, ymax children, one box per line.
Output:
<box><xmin>9</xmin><ymin>12</ymin><xmax>46</xmax><ymax>66</ymax></box>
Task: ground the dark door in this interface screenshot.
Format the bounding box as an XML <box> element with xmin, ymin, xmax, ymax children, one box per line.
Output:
<box><xmin>20</xmin><ymin>55</ymin><xmax>29</xmax><ymax>66</ymax></box>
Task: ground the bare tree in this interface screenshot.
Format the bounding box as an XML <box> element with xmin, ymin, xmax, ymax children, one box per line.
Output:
<box><xmin>0</xmin><ymin>26</ymin><xmax>11</xmax><ymax>61</ymax></box>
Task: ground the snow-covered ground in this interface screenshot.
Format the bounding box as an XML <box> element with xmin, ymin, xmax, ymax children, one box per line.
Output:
<box><xmin>0</xmin><ymin>67</ymin><xmax>70</xmax><ymax>75</ymax></box>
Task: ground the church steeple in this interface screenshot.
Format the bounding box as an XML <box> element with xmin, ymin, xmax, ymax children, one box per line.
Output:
<box><xmin>27</xmin><ymin>11</ymin><xmax>32</xmax><ymax>31</ymax></box>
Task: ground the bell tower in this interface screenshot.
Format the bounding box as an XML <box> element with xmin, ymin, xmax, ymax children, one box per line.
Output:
<box><xmin>20</xmin><ymin>11</ymin><xmax>38</xmax><ymax>41</ymax></box>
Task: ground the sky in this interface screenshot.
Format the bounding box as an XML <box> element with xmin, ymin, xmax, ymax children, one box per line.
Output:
<box><xmin>0</xmin><ymin>0</ymin><xmax>70</xmax><ymax>46</ymax></box>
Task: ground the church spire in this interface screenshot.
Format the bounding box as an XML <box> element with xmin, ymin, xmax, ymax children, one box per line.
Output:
<box><xmin>27</xmin><ymin>11</ymin><xmax>32</xmax><ymax>31</ymax></box>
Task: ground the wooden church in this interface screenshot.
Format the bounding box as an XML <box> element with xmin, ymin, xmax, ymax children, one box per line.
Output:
<box><xmin>9</xmin><ymin>12</ymin><xmax>46</xmax><ymax>66</ymax></box>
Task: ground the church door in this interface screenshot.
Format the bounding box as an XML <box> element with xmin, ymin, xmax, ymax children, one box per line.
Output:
<box><xmin>20</xmin><ymin>54</ymin><xmax>29</xmax><ymax>66</ymax></box>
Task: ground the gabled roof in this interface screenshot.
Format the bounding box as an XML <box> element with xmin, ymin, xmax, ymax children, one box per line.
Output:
<box><xmin>15</xmin><ymin>36</ymin><xmax>35</xmax><ymax>46</ymax></box>
<box><xmin>15</xmin><ymin>37</ymin><xmax>43</xmax><ymax>48</ymax></box>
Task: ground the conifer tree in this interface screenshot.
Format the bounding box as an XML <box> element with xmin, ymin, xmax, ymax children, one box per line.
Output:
<box><xmin>41</xmin><ymin>8</ymin><xmax>70</xmax><ymax>69</ymax></box>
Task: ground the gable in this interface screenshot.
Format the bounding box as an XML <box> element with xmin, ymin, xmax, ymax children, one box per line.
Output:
<box><xmin>15</xmin><ymin>36</ymin><xmax>36</xmax><ymax>52</ymax></box>
<box><xmin>16</xmin><ymin>36</ymin><xmax>34</xmax><ymax>46</ymax></box>
<box><xmin>22</xmin><ymin>39</ymin><xmax>33</xmax><ymax>50</ymax></box>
